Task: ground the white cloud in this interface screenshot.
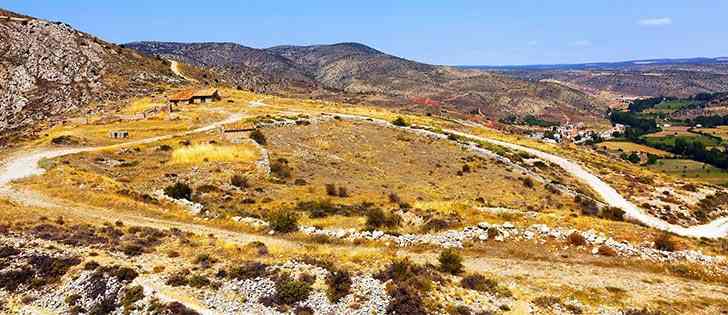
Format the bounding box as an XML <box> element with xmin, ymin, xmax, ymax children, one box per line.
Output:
<box><xmin>569</xmin><ymin>40</ymin><xmax>592</xmax><ymax>47</ymax></box>
<box><xmin>639</xmin><ymin>17</ymin><xmax>672</xmax><ymax>26</ymax></box>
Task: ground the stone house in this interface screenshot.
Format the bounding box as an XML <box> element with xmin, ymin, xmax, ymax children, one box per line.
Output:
<box><xmin>169</xmin><ymin>88</ymin><xmax>222</xmax><ymax>105</ymax></box>
<box><xmin>110</xmin><ymin>130</ymin><xmax>129</xmax><ymax>139</ymax></box>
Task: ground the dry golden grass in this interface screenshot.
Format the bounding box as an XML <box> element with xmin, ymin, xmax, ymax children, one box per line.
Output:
<box><xmin>170</xmin><ymin>144</ymin><xmax>258</xmax><ymax>164</ymax></box>
<box><xmin>413</xmin><ymin>200</ymin><xmax>470</xmax><ymax>215</ymax></box>
<box><xmin>121</xmin><ymin>97</ymin><xmax>159</xmax><ymax>114</ymax></box>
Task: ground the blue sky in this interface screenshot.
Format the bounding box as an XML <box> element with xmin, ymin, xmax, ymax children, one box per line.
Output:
<box><xmin>3</xmin><ymin>0</ymin><xmax>726</xmax><ymax>65</ymax></box>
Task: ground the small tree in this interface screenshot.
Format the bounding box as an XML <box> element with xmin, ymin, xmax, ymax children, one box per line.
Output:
<box><xmin>438</xmin><ymin>248</ymin><xmax>463</xmax><ymax>274</ymax></box>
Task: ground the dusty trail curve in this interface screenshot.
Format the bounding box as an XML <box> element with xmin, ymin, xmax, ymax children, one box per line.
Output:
<box><xmin>169</xmin><ymin>59</ymin><xmax>197</xmax><ymax>83</ymax></box>
<box><xmin>450</xmin><ymin>131</ymin><xmax>728</xmax><ymax>239</ymax></box>
<box><xmin>326</xmin><ymin>112</ymin><xmax>728</xmax><ymax>238</ymax></box>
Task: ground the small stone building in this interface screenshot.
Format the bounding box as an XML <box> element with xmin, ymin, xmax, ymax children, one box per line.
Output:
<box><xmin>220</xmin><ymin>122</ymin><xmax>255</xmax><ymax>144</ymax></box>
<box><xmin>110</xmin><ymin>130</ymin><xmax>129</xmax><ymax>139</ymax></box>
<box><xmin>169</xmin><ymin>88</ymin><xmax>222</xmax><ymax>105</ymax></box>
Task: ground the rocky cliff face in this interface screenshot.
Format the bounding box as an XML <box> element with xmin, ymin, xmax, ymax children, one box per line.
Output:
<box><xmin>0</xmin><ymin>10</ymin><xmax>180</xmax><ymax>142</ymax></box>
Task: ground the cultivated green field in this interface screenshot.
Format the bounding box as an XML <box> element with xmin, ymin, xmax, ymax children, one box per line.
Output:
<box><xmin>648</xmin><ymin>158</ymin><xmax>728</xmax><ymax>185</ymax></box>
<box><xmin>644</xmin><ymin>99</ymin><xmax>698</xmax><ymax>114</ymax></box>
<box><xmin>642</xmin><ymin>134</ymin><xmax>722</xmax><ymax>147</ymax></box>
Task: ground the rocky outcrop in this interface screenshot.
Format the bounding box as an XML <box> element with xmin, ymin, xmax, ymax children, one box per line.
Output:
<box><xmin>0</xmin><ymin>10</ymin><xmax>180</xmax><ymax>143</ymax></box>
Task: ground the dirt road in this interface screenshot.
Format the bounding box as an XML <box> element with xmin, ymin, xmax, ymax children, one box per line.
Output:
<box><xmin>169</xmin><ymin>59</ymin><xmax>197</xmax><ymax>82</ymax></box>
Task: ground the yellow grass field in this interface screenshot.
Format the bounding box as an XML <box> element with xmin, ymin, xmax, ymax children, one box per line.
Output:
<box><xmin>171</xmin><ymin>143</ymin><xmax>258</xmax><ymax>164</ymax></box>
<box><xmin>598</xmin><ymin>141</ymin><xmax>672</xmax><ymax>157</ymax></box>
<box><xmin>643</xmin><ymin>126</ymin><xmax>692</xmax><ymax>138</ymax></box>
<box><xmin>695</xmin><ymin>126</ymin><xmax>728</xmax><ymax>141</ymax></box>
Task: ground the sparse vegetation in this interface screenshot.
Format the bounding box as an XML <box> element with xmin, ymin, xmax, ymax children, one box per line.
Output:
<box><xmin>325</xmin><ymin>269</ymin><xmax>353</xmax><ymax>302</ymax></box>
<box><xmin>392</xmin><ymin>116</ymin><xmax>409</xmax><ymax>127</ymax></box>
<box><xmin>438</xmin><ymin>248</ymin><xmax>464</xmax><ymax>274</ymax></box>
<box><xmin>250</xmin><ymin>129</ymin><xmax>267</xmax><ymax>145</ymax></box>
<box><xmin>654</xmin><ymin>233</ymin><xmax>677</xmax><ymax>252</ymax></box>
<box><xmin>270</xmin><ymin>158</ymin><xmax>292</xmax><ymax>179</ymax></box>
<box><xmin>271</xmin><ymin>274</ymin><xmax>312</xmax><ymax>305</ymax></box>
<box><xmin>164</xmin><ymin>182</ymin><xmax>192</xmax><ymax>201</ymax></box>
<box><xmin>231</xmin><ymin>175</ymin><xmax>249</xmax><ymax>188</ymax></box>
<box><xmin>267</xmin><ymin>210</ymin><xmax>299</xmax><ymax>233</ymax></box>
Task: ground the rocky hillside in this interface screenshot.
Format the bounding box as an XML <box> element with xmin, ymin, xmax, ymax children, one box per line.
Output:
<box><xmin>0</xmin><ymin>9</ymin><xmax>184</xmax><ymax>143</ymax></box>
<box><xmin>123</xmin><ymin>42</ymin><xmax>314</xmax><ymax>94</ymax></box>
<box><xmin>127</xmin><ymin>41</ymin><xmax>609</xmax><ymax>123</ymax></box>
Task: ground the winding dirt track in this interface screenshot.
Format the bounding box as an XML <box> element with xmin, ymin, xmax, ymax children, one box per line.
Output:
<box><xmin>450</xmin><ymin>131</ymin><xmax>728</xmax><ymax>239</ymax></box>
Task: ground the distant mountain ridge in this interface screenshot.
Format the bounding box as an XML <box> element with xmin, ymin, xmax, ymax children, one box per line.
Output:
<box><xmin>462</xmin><ymin>57</ymin><xmax>728</xmax><ymax>71</ymax></box>
<box><xmin>127</xmin><ymin>41</ymin><xmax>608</xmax><ymax>123</ymax></box>
<box><xmin>467</xmin><ymin>57</ymin><xmax>728</xmax><ymax>98</ymax></box>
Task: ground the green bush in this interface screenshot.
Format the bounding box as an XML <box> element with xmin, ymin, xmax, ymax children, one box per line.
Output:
<box><xmin>365</xmin><ymin>208</ymin><xmax>400</xmax><ymax>229</ymax></box>
<box><xmin>267</xmin><ymin>210</ymin><xmax>298</xmax><ymax>233</ymax></box>
<box><xmin>392</xmin><ymin>117</ymin><xmax>409</xmax><ymax>127</ymax></box>
<box><xmin>164</xmin><ymin>182</ymin><xmax>192</xmax><ymax>201</ymax></box>
<box><xmin>274</xmin><ymin>275</ymin><xmax>312</xmax><ymax>305</ymax></box>
<box><xmin>228</xmin><ymin>261</ymin><xmax>270</xmax><ymax>280</ymax></box>
<box><xmin>438</xmin><ymin>248</ymin><xmax>464</xmax><ymax>274</ymax></box>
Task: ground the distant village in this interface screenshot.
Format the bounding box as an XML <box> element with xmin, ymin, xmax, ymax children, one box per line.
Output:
<box><xmin>528</xmin><ymin>122</ymin><xmax>626</xmax><ymax>144</ymax></box>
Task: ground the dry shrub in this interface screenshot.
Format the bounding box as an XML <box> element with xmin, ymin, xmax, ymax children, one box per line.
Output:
<box><xmin>325</xmin><ymin>269</ymin><xmax>353</xmax><ymax>302</ymax></box>
<box><xmin>439</xmin><ymin>248</ymin><xmax>464</xmax><ymax>274</ymax></box>
<box><xmin>601</xmin><ymin>207</ymin><xmax>625</xmax><ymax>221</ymax></box>
<box><xmin>267</xmin><ymin>210</ymin><xmax>298</xmax><ymax>233</ymax></box>
<box><xmin>250</xmin><ymin>129</ymin><xmax>267</xmax><ymax>145</ymax></box>
<box><xmin>567</xmin><ymin>232</ymin><xmax>587</xmax><ymax>246</ymax></box>
<box><xmin>227</xmin><ymin>262</ymin><xmax>270</xmax><ymax>280</ymax></box>
<box><xmin>597</xmin><ymin>245</ymin><xmax>618</xmax><ymax>257</ymax></box>
<box><xmin>270</xmin><ymin>158</ymin><xmax>292</xmax><ymax>179</ymax></box>
<box><xmin>164</xmin><ymin>182</ymin><xmax>192</xmax><ymax>201</ymax></box>
<box><xmin>654</xmin><ymin>233</ymin><xmax>676</xmax><ymax>252</ymax></box>
<box><xmin>366</xmin><ymin>208</ymin><xmax>401</xmax><ymax>229</ymax></box>
<box><xmin>386</xmin><ymin>284</ymin><xmax>426</xmax><ymax>315</ymax></box>
<box><xmin>271</xmin><ymin>274</ymin><xmax>312</xmax><ymax>306</ymax></box>
<box><xmin>230</xmin><ymin>175</ymin><xmax>249</xmax><ymax>188</ymax></box>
